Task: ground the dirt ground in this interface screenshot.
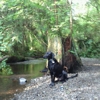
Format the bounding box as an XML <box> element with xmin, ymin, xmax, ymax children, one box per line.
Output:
<box><xmin>12</xmin><ymin>58</ymin><xmax>100</xmax><ymax>100</ymax></box>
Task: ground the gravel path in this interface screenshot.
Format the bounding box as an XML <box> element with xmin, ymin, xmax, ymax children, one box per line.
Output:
<box><xmin>11</xmin><ymin>58</ymin><xmax>100</xmax><ymax>100</ymax></box>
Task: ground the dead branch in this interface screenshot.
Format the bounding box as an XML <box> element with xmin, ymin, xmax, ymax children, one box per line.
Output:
<box><xmin>0</xmin><ymin>55</ymin><xmax>9</xmax><ymax>62</ymax></box>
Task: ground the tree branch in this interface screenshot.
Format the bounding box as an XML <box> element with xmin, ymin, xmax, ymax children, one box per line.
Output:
<box><xmin>0</xmin><ymin>55</ymin><xmax>9</xmax><ymax>62</ymax></box>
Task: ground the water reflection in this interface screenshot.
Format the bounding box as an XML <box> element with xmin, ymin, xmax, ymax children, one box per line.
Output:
<box><xmin>0</xmin><ymin>77</ymin><xmax>25</xmax><ymax>100</ymax></box>
<box><xmin>0</xmin><ymin>59</ymin><xmax>46</xmax><ymax>100</ymax></box>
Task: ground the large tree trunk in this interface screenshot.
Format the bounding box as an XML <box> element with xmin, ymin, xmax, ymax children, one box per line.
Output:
<box><xmin>46</xmin><ymin>35</ymin><xmax>82</xmax><ymax>73</ymax></box>
<box><xmin>62</xmin><ymin>36</ymin><xmax>83</xmax><ymax>73</ymax></box>
<box><xmin>45</xmin><ymin>0</ymin><xmax>82</xmax><ymax>73</ymax></box>
<box><xmin>43</xmin><ymin>35</ymin><xmax>62</xmax><ymax>73</ymax></box>
<box><xmin>47</xmin><ymin>35</ymin><xmax>62</xmax><ymax>62</ymax></box>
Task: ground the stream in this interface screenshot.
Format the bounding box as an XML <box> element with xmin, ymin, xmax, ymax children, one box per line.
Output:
<box><xmin>0</xmin><ymin>58</ymin><xmax>46</xmax><ymax>100</ymax></box>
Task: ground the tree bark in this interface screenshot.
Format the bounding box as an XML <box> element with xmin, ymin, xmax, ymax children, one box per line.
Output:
<box><xmin>47</xmin><ymin>35</ymin><xmax>62</xmax><ymax>62</ymax></box>
<box><xmin>62</xmin><ymin>37</ymin><xmax>83</xmax><ymax>73</ymax></box>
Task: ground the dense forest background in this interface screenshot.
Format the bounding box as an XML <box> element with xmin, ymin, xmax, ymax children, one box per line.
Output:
<box><xmin>0</xmin><ymin>0</ymin><xmax>100</xmax><ymax>74</ymax></box>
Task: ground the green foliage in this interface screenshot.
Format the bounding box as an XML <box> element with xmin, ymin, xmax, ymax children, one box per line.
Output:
<box><xmin>77</xmin><ymin>39</ymin><xmax>100</xmax><ymax>58</ymax></box>
<box><xmin>0</xmin><ymin>59</ymin><xmax>13</xmax><ymax>75</ymax></box>
<box><xmin>72</xmin><ymin>0</ymin><xmax>100</xmax><ymax>58</ymax></box>
<box><xmin>0</xmin><ymin>32</ymin><xmax>14</xmax><ymax>53</ymax></box>
<box><xmin>0</xmin><ymin>0</ymin><xmax>70</xmax><ymax>57</ymax></box>
<box><xmin>0</xmin><ymin>0</ymin><xmax>100</xmax><ymax>59</ymax></box>
<box><xmin>0</xmin><ymin>0</ymin><xmax>48</xmax><ymax>57</ymax></box>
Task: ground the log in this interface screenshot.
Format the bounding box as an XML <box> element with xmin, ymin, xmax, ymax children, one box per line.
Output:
<box><xmin>0</xmin><ymin>55</ymin><xmax>9</xmax><ymax>62</ymax></box>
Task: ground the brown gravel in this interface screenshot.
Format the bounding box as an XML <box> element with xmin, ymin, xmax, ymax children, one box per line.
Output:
<box><xmin>11</xmin><ymin>58</ymin><xmax>100</xmax><ymax>100</ymax></box>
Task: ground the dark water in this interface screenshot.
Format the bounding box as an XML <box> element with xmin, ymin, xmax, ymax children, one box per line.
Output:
<box><xmin>0</xmin><ymin>59</ymin><xmax>46</xmax><ymax>100</ymax></box>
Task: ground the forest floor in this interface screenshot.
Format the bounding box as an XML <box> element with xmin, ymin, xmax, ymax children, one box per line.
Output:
<box><xmin>12</xmin><ymin>58</ymin><xmax>100</xmax><ymax>100</ymax></box>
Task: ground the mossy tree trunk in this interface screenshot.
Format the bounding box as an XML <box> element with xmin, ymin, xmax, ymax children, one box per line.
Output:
<box><xmin>46</xmin><ymin>35</ymin><xmax>62</xmax><ymax>67</ymax></box>
<box><xmin>62</xmin><ymin>0</ymin><xmax>83</xmax><ymax>73</ymax></box>
<box><xmin>62</xmin><ymin>37</ymin><xmax>83</xmax><ymax>73</ymax></box>
<box><xmin>46</xmin><ymin>35</ymin><xmax>83</xmax><ymax>73</ymax></box>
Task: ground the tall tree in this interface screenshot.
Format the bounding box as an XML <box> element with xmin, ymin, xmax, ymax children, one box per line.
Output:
<box><xmin>45</xmin><ymin>0</ymin><xmax>82</xmax><ymax>72</ymax></box>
